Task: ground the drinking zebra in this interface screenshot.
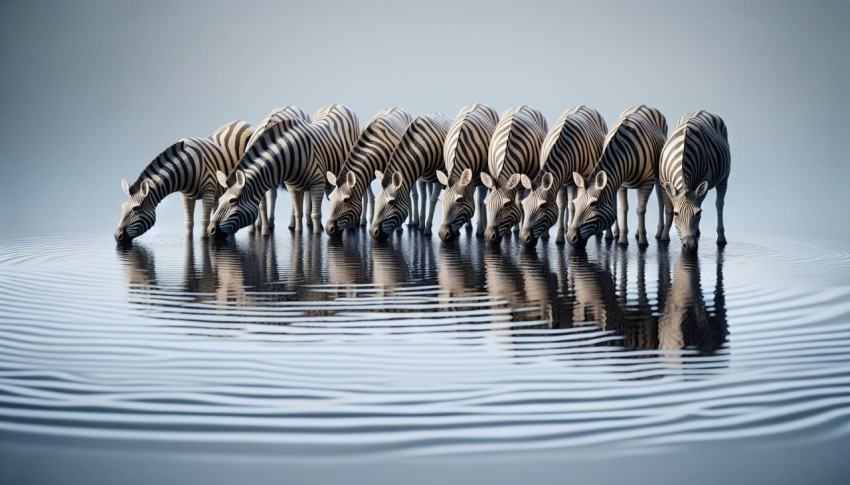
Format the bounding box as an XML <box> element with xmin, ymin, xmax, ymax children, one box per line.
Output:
<box><xmin>325</xmin><ymin>108</ymin><xmax>413</xmax><ymax>236</ymax></box>
<box><xmin>208</xmin><ymin>104</ymin><xmax>359</xmax><ymax>239</ymax></box>
<box><xmin>567</xmin><ymin>105</ymin><xmax>668</xmax><ymax>248</ymax></box>
<box><xmin>480</xmin><ymin>105</ymin><xmax>548</xmax><ymax>244</ymax></box>
<box><xmin>245</xmin><ymin>105</ymin><xmax>311</xmax><ymax>235</ymax></box>
<box><xmin>370</xmin><ymin>113</ymin><xmax>452</xmax><ymax>239</ymax></box>
<box><xmin>115</xmin><ymin>120</ymin><xmax>253</xmax><ymax>243</ymax></box>
<box><xmin>658</xmin><ymin>110</ymin><xmax>731</xmax><ymax>252</ymax></box>
<box><xmin>435</xmin><ymin>103</ymin><xmax>500</xmax><ymax>242</ymax></box>
<box><xmin>518</xmin><ymin>106</ymin><xmax>607</xmax><ymax>246</ymax></box>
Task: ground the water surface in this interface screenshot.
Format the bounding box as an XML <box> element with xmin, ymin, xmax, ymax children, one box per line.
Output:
<box><xmin>1</xmin><ymin>229</ymin><xmax>849</xmax><ymax>483</ymax></box>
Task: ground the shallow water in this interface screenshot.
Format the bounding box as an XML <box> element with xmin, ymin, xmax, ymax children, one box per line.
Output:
<box><xmin>2</xmin><ymin>229</ymin><xmax>850</xmax><ymax>483</ymax></box>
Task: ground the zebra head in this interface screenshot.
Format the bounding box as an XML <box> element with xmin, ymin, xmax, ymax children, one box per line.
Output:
<box><xmin>115</xmin><ymin>178</ymin><xmax>156</xmax><ymax>244</ymax></box>
<box><xmin>325</xmin><ymin>171</ymin><xmax>361</xmax><ymax>237</ymax></box>
<box><xmin>481</xmin><ymin>172</ymin><xmax>522</xmax><ymax>245</ymax></box>
<box><xmin>370</xmin><ymin>170</ymin><xmax>409</xmax><ymax>240</ymax></box>
<box><xmin>567</xmin><ymin>171</ymin><xmax>611</xmax><ymax>248</ymax></box>
<box><xmin>208</xmin><ymin>170</ymin><xmax>260</xmax><ymax>240</ymax></box>
<box><xmin>663</xmin><ymin>180</ymin><xmax>709</xmax><ymax>254</ymax></box>
<box><xmin>519</xmin><ymin>172</ymin><xmax>558</xmax><ymax>247</ymax></box>
<box><xmin>436</xmin><ymin>168</ymin><xmax>475</xmax><ymax>242</ymax></box>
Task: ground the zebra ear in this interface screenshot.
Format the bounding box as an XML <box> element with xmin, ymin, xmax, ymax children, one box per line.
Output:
<box><xmin>506</xmin><ymin>173</ymin><xmax>520</xmax><ymax>190</ymax></box>
<box><xmin>346</xmin><ymin>171</ymin><xmax>357</xmax><ymax>188</ymax></box>
<box><xmin>436</xmin><ymin>170</ymin><xmax>449</xmax><ymax>187</ymax></box>
<box><xmin>391</xmin><ymin>171</ymin><xmax>403</xmax><ymax>189</ymax></box>
<box><xmin>140</xmin><ymin>179</ymin><xmax>152</xmax><ymax>197</ymax></box>
<box><xmin>480</xmin><ymin>172</ymin><xmax>494</xmax><ymax>189</ymax></box>
<box><xmin>573</xmin><ymin>172</ymin><xmax>585</xmax><ymax>189</ymax></box>
<box><xmin>235</xmin><ymin>170</ymin><xmax>246</xmax><ymax>189</ymax></box>
<box><xmin>520</xmin><ymin>174</ymin><xmax>532</xmax><ymax>190</ymax></box>
<box><xmin>594</xmin><ymin>171</ymin><xmax>607</xmax><ymax>190</ymax></box>
<box><xmin>694</xmin><ymin>181</ymin><xmax>709</xmax><ymax>197</ymax></box>
<box><xmin>459</xmin><ymin>168</ymin><xmax>473</xmax><ymax>187</ymax></box>
<box><xmin>326</xmin><ymin>171</ymin><xmax>337</xmax><ymax>186</ymax></box>
<box><xmin>216</xmin><ymin>170</ymin><xmax>228</xmax><ymax>188</ymax></box>
<box><xmin>121</xmin><ymin>179</ymin><xmax>130</xmax><ymax>195</ymax></box>
<box><xmin>541</xmin><ymin>172</ymin><xmax>554</xmax><ymax>191</ymax></box>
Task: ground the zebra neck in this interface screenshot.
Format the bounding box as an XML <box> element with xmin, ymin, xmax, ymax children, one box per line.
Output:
<box><xmin>138</xmin><ymin>163</ymin><xmax>189</xmax><ymax>206</ymax></box>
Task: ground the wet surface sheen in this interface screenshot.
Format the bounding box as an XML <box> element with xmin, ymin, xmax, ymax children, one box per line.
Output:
<box><xmin>1</xmin><ymin>229</ymin><xmax>850</xmax><ymax>464</ymax></box>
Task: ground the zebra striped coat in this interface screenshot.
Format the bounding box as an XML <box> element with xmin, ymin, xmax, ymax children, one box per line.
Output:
<box><xmin>325</xmin><ymin>107</ymin><xmax>413</xmax><ymax>236</ymax></box>
<box><xmin>518</xmin><ymin>106</ymin><xmax>607</xmax><ymax>247</ymax></box>
<box><xmin>567</xmin><ymin>105</ymin><xmax>668</xmax><ymax>248</ymax></box>
<box><xmin>115</xmin><ymin>120</ymin><xmax>253</xmax><ymax>243</ymax></box>
<box><xmin>659</xmin><ymin>110</ymin><xmax>730</xmax><ymax>251</ymax></box>
<box><xmin>244</xmin><ymin>105</ymin><xmax>311</xmax><ymax>235</ymax></box>
<box><xmin>209</xmin><ymin>104</ymin><xmax>359</xmax><ymax>239</ymax></box>
<box><xmin>370</xmin><ymin>113</ymin><xmax>451</xmax><ymax>239</ymax></box>
<box><xmin>480</xmin><ymin>105</ymin><xmax>548</xmax><ymax>244</ymax></box>
<box><xmin>435</xmin><ymin>103</ymin><xmax>500</xmax><ymax>241</ymax></box>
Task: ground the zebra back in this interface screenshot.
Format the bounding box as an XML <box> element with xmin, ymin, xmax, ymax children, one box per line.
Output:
<box><xmin>311</xmin><ymin>104</ymin><xmax>361</xmax><ymax>180</ymax></box>
<box><xmin>208</xmin><ymin>120</ymin><xmax>254</xmax><ymax>168</ymax></box>
<box><xmin>594</xmin><ymin>105</ymin><xmax>668</xmax><ymax>189</ymax></box>
<box><xmin>660</xmin><ymin>110</ymin><xmax>730</xmax><ymax>192</ymax></box>
<box><xmin>487</xmin><ymin>105</ymin><xmax>548</xmax><ymax>185</ymax></box>
<box><xmin>444</xmin><ymin>103</ymin><xmax>499</xmax><ymax>185</ymax></box>
<box><xmin>245</xmin><ymin>105</ymin><xmax>311</xmax><ymax>149</ymax></box>
<box><xmin>538</xmin><ymin>106</ymin><xmax>607</xmax><ymax>187</ymax></box>
<box><xmin>380</xmin><ymin>113</ymin><xmax>452</xmax><ymax>189</ymax></box>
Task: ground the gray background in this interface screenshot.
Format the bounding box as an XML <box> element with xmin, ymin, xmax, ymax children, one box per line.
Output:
<box><xmin>1</xmin><ymin>0</ymin><xmax>848</xmax><ymax>241</ymax></box>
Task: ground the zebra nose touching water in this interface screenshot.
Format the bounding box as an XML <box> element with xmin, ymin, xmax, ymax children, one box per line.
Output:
<box><xmin>658</xmin><ymin>111</ymin><xmax>731</xmax><ymax>254</ymax></box>
<box><xmin>518</xmin><ymin>106</ymin><xmax>608</xmax><ymax>247</ymax></box>
<box><xmin>566</xmin><ymin>105</ymin><xmax>669</xmax><ymax>249</ymax></box>
<box><xmin>481</xmin><ymin>106</ymin><xmax>549</xmax><ymax>245</ymax></box>
<box><xmin>115</xmin><ymin>120</ymin><xmax>253</xmax><ymax>243</ymax></box>
<box><xmin>325</xmin><ymin>108</ymin><xmax>413</xmax><ymax>237</ymax></box>
<box><xmin>370</xmin><ymin>113</ymin><xmax>452</xmax><ymax>239</ymax></box>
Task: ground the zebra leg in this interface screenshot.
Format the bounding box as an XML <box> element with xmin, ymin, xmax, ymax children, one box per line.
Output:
<box><xmin>715</xmin><ymin>183</ymin><xmax>728</xmax><ymax>246</ymax></box>
<box><xmin>181</xmin><ymin>194</ymin><xmax>196</xmax><ymax>233</ymax></box>
<box><xmin>654</xmin><ymin>181</ymin><xmax>667</xmax><ymax>240</ymax></box>
<box><xmin>409</xmin><ymin>183</ymin><xmax>419</xmax><ymax>227</ymax></box>
<box><xmin>513</xmin><ymin>190</ymin><xmax>522</xmax><ymax>235</ymax></box>
<box><xmin>555</xmin><ymin>186</ymin><xmax>568</xmax><ymax>244</ymax></box>
<box><xmin>418</xmin><ymin>180</ymin><xmax>428</xmax><ymax>231</ymax></box>
<box><xmin>267</xmin><ymin>188</ymin><xmax>277</xmax><ymax>231</ymax></box>
<box><xmin>361</xmin><ymin>186</ymin><xmax>374</xmax><ymax>227</ymax></box>
<box><xmin>200</xmin><ymin>192</ymin><xmax>217</xmax><ymax>238</ymax></box>
<box><xmin>635</xmin><ymin>182</ymin><xmax>653</xmax><ymax>247</ymax></box>
<box><xmin>304</xmin><ymin>192</ymin><xmax>313</xmax><ymax>228</ymax></box>
<box><xmin>424</xmin><ymin>182</ymin><xmax>441</xmax><ymax>236</ymax></box>
<box><xmin>476</xmin><ymin>185</ymin><xmax>487</xmax><ymax>238</ymax></box>
<box><xmin>617</xmin><ymin>187</ymin><xmax>629</xmax><ymax>245</ymax></box>
<box><xmin>290</xmin><ymin>189</ymin><xmax>304</xmax><ymax>232</ymax></box>
<box><xmin>309</xmin><ymin>184</ymin><xmax>324</xmax><ymax>234</ymax></box>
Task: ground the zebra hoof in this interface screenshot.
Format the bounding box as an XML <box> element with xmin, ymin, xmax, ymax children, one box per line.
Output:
<box><xmin>475</xmin><ymin>229</ymin><xmax>485</xmax><ymax>238</ymax></box>
<box><xmin>541</xmin><ymin>233</ymin><xmax>550</xmax><ymax>241</ymax></box>
<box><xmin>617</xmin><ymin>238</ymin><xmax>629</xmax><ymax>246</ymax></box>
<box><xmin>660</xmin><ymin>234</ymin><xmax>670</xmax><ymax>243</ymax></box>
<box><xmin>717</xmin><ymin>237</ymin><xmax>727</xmax><ymax>246</ymax></box>
<box><xmin>555</xmin><ymin>235</ymin><xmax>565</xmax><ymax>245</ymax></box>
<box><xmin>423</xmin><ymin>228</ymin><xmax>432</xmax><ymax>236</ymax></box>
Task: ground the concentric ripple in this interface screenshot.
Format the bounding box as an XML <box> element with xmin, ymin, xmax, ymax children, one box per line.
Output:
<box><xmin>0</xmin><ymin>229</ymin><xmax>849</xmax><ymax>458</ymax></box>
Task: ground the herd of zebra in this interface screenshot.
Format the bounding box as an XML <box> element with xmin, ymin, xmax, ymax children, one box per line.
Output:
<box><xmin>116</xmin><ymin>103</ymin><xmax>730</xmax><ymax>253</ymax></box>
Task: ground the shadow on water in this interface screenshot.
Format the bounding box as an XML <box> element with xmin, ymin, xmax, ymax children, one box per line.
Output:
<box><xmin>115</xmin><ymin>229</ymin><xmax>728</xmax><ymax>365</ymax></box>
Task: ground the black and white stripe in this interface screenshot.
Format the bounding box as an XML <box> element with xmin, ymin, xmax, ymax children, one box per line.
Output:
<box><xmin>370</xmin><ymin>113</ymin><xmax>452</xmax><ymax>239</ymax></box>
<box><xmin>567</xmin><ymin>105</ymin><xmax>668</xmax><ymax>248</ymax></box>
<box><xmin>480</xmin><ymin>106</ymin><xmax>548</xmax><ymax>244</ymax></box>
<box><xmin>115</xmin><ymin>120</ymin><xmax>253</xmax><ymax>243</ymax></box>
<box><xmin>435</xmin><ymin>103</ymin><xmax>500</xmax><ymax>241</ymax></box>
<box><xmin>209</xmin><ymin>104</ymin><xmax>359</xmax><ymax>239</ymax></box>
<box><xmin>659</xmin><ymin>110</ymin><xmax>731</xmax><ymax>252</ymax></box>
<box><xmin>518</xmin><ymin>106</ymin><xmax>607</xmax><ymax>247</ymax></box>
<box><xmin>325</xmin><ymin>108</ymin><xmax>413</xmax><ymax>236</ymax></box>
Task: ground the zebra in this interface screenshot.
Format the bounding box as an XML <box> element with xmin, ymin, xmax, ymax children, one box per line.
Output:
<box><xmin>480</xmin><ymin>106</ymin><xmax>548</xmax><ymax>244</ymax></box>
<box><xmin>115</xmin><ymin>120</ymin><xmax>253</xmax><ymax>243</ymax></box>
<box><xmin>566</xmin><ymin>105</ymin><xmax>668</xmax><ymax>248</ymax></box>
<box><xmin>325</xmin><ymin>107</ymin><xmax>413</xmax><ymax>236</ymax></box>
<box><xmin>244</xmin><ymin>105</ymin><xmax>311</xmax><ymax>236</ymax></box>
<box><xmin>658</xmin><ymin>110</ymin><xmax>731</xmax><ymax>253</ymax></box>
<box><xmin>435</xmin><ymin>103</ymin><xmax>500</xmax><ymax>242</ymax></box>
<box><xmin>370</xmin><ymin>113</ymin><xmax>451</xmax><ymax>239</ymax></box>
<box><xmin>517</xmin><ymin>106</ymin><xmax>607</xmax><ymax>247</ymax></box>
<box><xmin>208</xmin><ymin>104</ymin><xmax>359</xmax><ymax>239</ymax></box>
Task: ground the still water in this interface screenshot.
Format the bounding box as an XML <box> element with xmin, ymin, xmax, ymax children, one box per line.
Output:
<box><xmin>1</xmin><ymin>229</ymin><xmax>850</xmax><ymax>483</ymax></box>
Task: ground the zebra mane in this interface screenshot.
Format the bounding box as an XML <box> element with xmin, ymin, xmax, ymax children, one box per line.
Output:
<box><xmin>129</xmin><ymin>139</ymin><xmax>187</xmax><ymax>194</ymax></box>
